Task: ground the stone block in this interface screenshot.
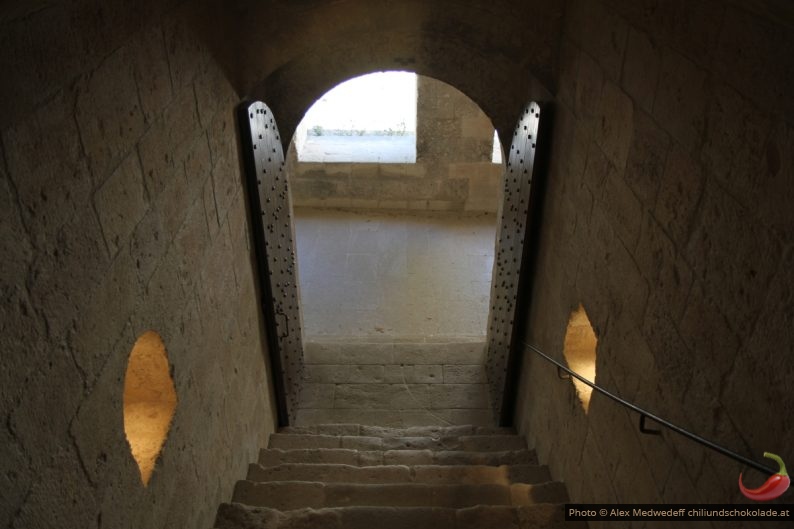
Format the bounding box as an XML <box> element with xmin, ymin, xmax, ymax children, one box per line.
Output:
<box><xmin>9</xmin><ymin>344</ymin><xmax>84</xmax><ymax>471</ymax></box>
<box><xmin>138</xmin><ymin>84</ymin><xmax>201</xmax><ymax>196</ymax></box>
<box><xmin>183</xmin><ymin>133</ymin><xmax>214</xmax><ymax>187</ymax></box>
<box><xmin>442</xmin><ymin>342</ymin><xmax>486</xmax><ymax>364</ymax></box>
<box><xmin>68</xmin><ymin>248</ymin><xmax>140</xmax><ymax>386</ymax></box>
<box><xmin>0</xmin><ymin>3</ymin><xmax>84</xmax><ymax>130</ymax></box>
<box><xmin>678</xmin><ymin>280</ymin><xmax>740</xmax><ymax>391</ymax></box>
<box><xmin>341</xmin><ymin>506</ymin><xmax>455</xmax><ymax>529</ymax></box>
<box><xmin>0</xmin><ymin>421</ymin><xmax>34</xmax><ymax>527</ymax></box>
<box><xmin>130</xmin><ymin>206</ymin><xmax>170</xmax><ymax>285</ymax></box>
<box><xmin>296</xmin><ymin>383</ymin><xmax>335</xmax><ymax>406</ymax></box>
<box><xmin>304</xmin><ymin>365</ymin><xmax>351</xmax><ymax>383</ymax></box>
<box><xmin>75</xmin><ymin>44</ymin><xmax>145</xmax><ymax>181</ymax></box>
<box><xmin>334</xmin><ymin>384</ymin><xmax>419</xmax><ymax>409</ymax></box>
<box><xmin>69</xmin><ymin>329</ymin><xmax>139</xmax><ymax>485</ymax></box>
<box><xmin>595</xmin><ymin>81</ymin><xmax>634</xmax><ymax>172</ymax></box>
<box><xmin>211</xmin><ymin>155</ymin><xmax>241</xmax><ymax>223</ymax></box>
<box><xmin>348</xmin><ymin>198</ymin><xmax>380</xmax><ymax>209</ymax></box>
<box><xmin>130</xmin><ymin>24</ymin><xmax>173</xmax><ymax>124</ymax></box>
<box><xmin>713</xmin><ymin>7</ymin><xmax>794</xmax><ymax>122</ymax></box>
<box><xmin>600</xmin><ymin>164</ymin><xmax>642</xmax><ymax>251</ymax></box>
<box><xmin>163</xmin><ymin>10</ymin><xmax>208</xmax><ymax>89</ymax></box>
<box><xmin>0</xmin><ymin>171</ymin><xmax>36</xmax><ymax>359</ymax></box>
<box><xmin>443</xmin><ymin>365</ymin><xmax>486</xmax><ymax>384</ymax></box>
<box><xmin>10</xmin><ymin>444</ymin><xmax>99</xmax><ymax>528</ymax></box>
<box><xmin>565</xmin><ymin>0</ymin><xmax>628</xmax><ymax>83</ymax></box>
<box><xmin>654</xmin><ymin>144</ymin><xmax>704</xmax><ymax>247</ymax></box>
<box><xmin>194</xmin><ymin>60</ymin><xmax>233</xmax><ymax>130</ymax></box>
<box><xmin>623</xmin><ymin>110</ymin><xmax>669</xmax><ymax>209</ymax></box>
<box><xmin>292</xmin><ymin>178</ymin><xmax>341</xmax><ymax>200</ymax></box>
<box><xmin>404</xmin><ymin>163</ymin><xmax>427</xmax><ymax>178</ymax></box>
<box><xmin>28</xmin><ymin>208</ymin><xmax>109</xmax><ymax>341</ymax></box>
<box><xmin>652</xmin><ymin>48</ymin><xmax>708</xmax><ymax>151</ymax></box>
<box><xmin>573</xmin><ymin>47</ymin><xmax>605</xmax><ymax>131</ymax></box>
<box><xmin>460</xmin><ymin>114</ymin><xmax>493</xmax><ymax>140</ymax></box>
<box><xmin>173</xmin><ymin>199</ymin><xmax>211</xmax><ymax>291</ymax></box>
<box><xmin>403</xmin><ymin>365</ymin><xmax>442</xmax><ymax>383</ymax></box>
<box><xmin>407</xmin><ymin>384</ymin><xmax>490</xmax><ymax>409</ymax></box>
<box><xmin>378</xmin><ymin>200</ymin><xmax>409</xmax><ymax>210</ymax></box>
<box><xmin>94</xmin><ymin>151</ymin><xmax>148</xmax><ymax>257</ymax></box>
<box><xmin>685</xmin><ymin>179</ymin><xmax>782</xmax><ymax>337</ymax></box>
<box><xmin>202</xmin><ymin>175</ymin><xmax>221</xmax><ymax>239</ymax></box>
<box><xmin>379</xmin><ymin>164</ymin><xmax>407</xmax><ymax>179</ymax></box>
<box><xmin>621</xmin><ymin>28</ymin><xmax>660</xmax><ymax>114</ymax></box>
<box><xmin>3</xmin><ymin>90</ymin><xmax>91</xmax><ymax>248</ymax></box>
<box><xmin>641</xmin><ymin>303</ymin><xmax>692</xmax><ymax>395</ymax></box>
<box><xmin>350</xmin><ymin>163</ymin><xmax>380</xmax><ymax>179</ymax></box>
<box><xmin>634</xmin><ymin>214</ymin><xmax>692</xmax><ymax>321</ymax></box>
<box><xmin>700</xmin><ymin>83</ymin><xmax>772</xmax><ymax>201</ymax></box>
<box><xmin>427</xmin><ymin>200</ymin><xmax>456</xmax><ymax>211</ymax></box>
<box><xmin>348</xmin><ymin>365</ymin><xmax>386</xmax><ymax>383</ymax></box>
<box><xmin>233</xmin><ymin>481</ymin><xmax>325</xmax><ymax>510</ymax></box>
<box><xmin>606</xmin><ymin>237</ymin><xmax>648</xmax><ymax>326</ymax></box>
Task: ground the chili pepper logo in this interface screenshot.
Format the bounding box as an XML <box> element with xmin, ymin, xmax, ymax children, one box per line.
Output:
<box><xmin>738</xmin><ymin>452</ymin><xmax>790</xmax><ymax>501</ymax></box>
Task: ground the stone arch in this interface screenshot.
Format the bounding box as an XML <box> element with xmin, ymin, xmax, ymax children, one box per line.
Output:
<box><xmin>197</xmin><ymin>0</ymin><xmax>562</xmax><ymax>149</ymax></box>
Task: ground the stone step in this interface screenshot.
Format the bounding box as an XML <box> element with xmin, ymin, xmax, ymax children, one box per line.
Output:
<box><xmin>215</xmin><ymin>503</ymin><xmax>586</xmax><ymax>529</ymax></box>
<box><xmin>259</xmin><ymin>448</ymin><xmax>539</xmax><ymax>467</ymax></box>
<box><xmin>279</xmin><ymin>424</ymin><xmax>515</xmax><ymax>437</ymax></box>
<box><xmin>232</xmin><ymin>481</ymin><xmax>569</xmax><ymax>510</ymax></box>
<box><xmin>247</xmin><ymin>463</ymin><xmax>552</xmax><ymax>485</ymax></box>
<box><xmin>304</xmin><ymin>341</ymin><xmax>486</xmax><ymax>366</ymax></box>
<box><xmin>268</xmin><ymin>433</ymin><xmax>527</xmax><ymax>451</ymax></box>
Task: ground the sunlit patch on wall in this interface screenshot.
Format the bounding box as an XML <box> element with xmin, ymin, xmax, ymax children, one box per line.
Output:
<box><xmin>123</xmin><ymin>331</ymin><xmax>177</xmax><ymax>486</ymax></box>
<box><xmin>562</xmin><ymin>304</ymin><xmax>597</xmax><ymax>413</ymax></box>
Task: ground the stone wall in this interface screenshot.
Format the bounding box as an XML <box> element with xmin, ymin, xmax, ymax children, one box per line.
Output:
<box><xmin>514</xmin><ymin>0</ymin><xmax>794</xmax><ymax>521</ymax></box>
<box><xmin>287</xmin><ymin>76</ymin><xmax>503</xmax><ymax>212</ymax></box>
<box><xmin>0</xmin><ymin>2</ymin><xmax>277</xmax><ymax>528</ymax></box>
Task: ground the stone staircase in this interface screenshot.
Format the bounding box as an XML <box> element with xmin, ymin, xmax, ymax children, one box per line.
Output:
<box><xmin>214</xmin><ymin>424</ymin><xmax>584</xmax><ymax>529</ymax></box>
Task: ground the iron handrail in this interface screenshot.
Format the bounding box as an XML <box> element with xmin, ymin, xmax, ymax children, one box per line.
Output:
<box><xmin>523</xmin><ymin>341</ymin><xmax>778</xmax><ymax>476</ymax></box>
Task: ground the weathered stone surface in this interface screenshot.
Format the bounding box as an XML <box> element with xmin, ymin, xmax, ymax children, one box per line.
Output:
<box><xmin>621</xmin><ymin>28</ymin><xmax>660</xmax><ymax>113</ymax></box>
<box><xmin>130</xmin><ymin>24</ymin><xmax>173</xmax><ymax>124</ymax></box>
<box><xmin>599</xmin><ymin>162</ymin><xmax>642</xmax><ymax>250</ymax></box>
<box><xmin>712</xmin><ymin>6</ymin><xmax>794</xmax><ymax>122</ymax></box>
<box><xmin>565</xmin><ymin>0</ymin><xmax>628</xmax><ymax>83</ymax></box>
<box><xmin>94</xmin><ymin>151</ymin><xmax>148</xmax><ymax>257</ymax></box>
<box><xmin>634</xmin><ymin>213</ymin><xmax>692</xmax><ymax>320</ymax></box>
<box><xmin>573</xmin><ymin>52</ymin><xmax>605</xmax><ymax>132</ymax></box>
<box><xmin>137</xmin><ymin>84</ymin><xmax>201</xmax><ymax>196</ymax></box>
<box><xmin>3</xmin><ymin>89</ymin><xmax>91</xmax><ymax>248</ymax></box>
<box><xmin>595</xmin><ymin>82</ymin><xmax>634</xmax><ymax>172</ymax></box>
<box><xmin>685</xmin><ymin>179</ymin><xmax>782</xmax><ymax>337</ymax></box>
<box><xmin>652</xmin><ymin>48</ymin><xmax>708</xmax><ymax>150</ymax></box>
<box><xmin>442</xmin><ymin>365</ymin><xmax>486</xmax><ymax>384</ymax></box>
<box><xmin>75</xmin><ymin>44</ymin><xmax>145</xmax><ymax>181</ymax></box>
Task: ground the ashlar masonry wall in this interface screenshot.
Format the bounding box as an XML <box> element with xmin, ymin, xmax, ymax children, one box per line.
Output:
<box><xmin>287</xmin><ymin>76</ymin><xmax>503</xmax><ymax>212</ymax></box>
<box><xmin>0</xmin><ymin>2</ymin><xmax>277</xmax><ymax>528</ymax></box>
<box><xmin>513</xmin><ymin>1</ymin><xmax>794</xmax><ymax>526</ymax></box>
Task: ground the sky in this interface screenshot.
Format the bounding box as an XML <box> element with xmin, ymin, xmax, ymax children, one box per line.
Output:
<box><xmin>300</xmin><ymin>71</ymin><xmax>418</xmax><ymax>133</ymax></box>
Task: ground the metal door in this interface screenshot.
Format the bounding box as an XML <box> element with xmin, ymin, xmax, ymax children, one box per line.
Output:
<box><xmin>485</xmin><ymin>102</ymin><xmax>549</xmax><ymax>425</ymax></box>
<box><xmin>238</xmin><ymin>101</ymin><xmax>303</xmax><ymax>426</ymax></box>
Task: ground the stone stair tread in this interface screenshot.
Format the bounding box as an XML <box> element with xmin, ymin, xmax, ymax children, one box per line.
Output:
<box><xmin>279</xmin><ymin>424</ymin><xmax>516</xmax><ymax>437</ymax></box>
<box><xmin>247</xmin><ymin>462</ymin><xmax>552</xmax><ymax>485</ymax></box>
<box><xmin>268</xmin><ymin>433</ymin><xmax>527</xmax><ymax>451</ymax></box>
<box><xmin>215</xmin><ymin>503</ymin><xmax>584</xmax><ymax>529</ymax></box>
<box><xmin>259</xmin><ymin>448</ymin><xmax>539</xmax><ymax>467</ymax></box>
<box><xmin>231</xmin><ymin>481</ymin><xmax>569</xmax><ymax>509</ymax></box>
